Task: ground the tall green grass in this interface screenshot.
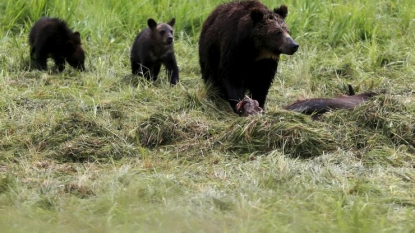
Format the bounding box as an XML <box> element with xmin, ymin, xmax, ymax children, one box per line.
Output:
<box><xmin>1</xmin><ymin>0</ymin><xmax>415</xmax><ymax>232</ymax></box>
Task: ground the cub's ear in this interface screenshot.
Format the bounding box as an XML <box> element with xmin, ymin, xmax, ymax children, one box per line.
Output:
<box><xmin>147</xmin><ymin>18</ymin><xmax>157</xmax><ymax>30</ymax></box>
<box><xmin>274</xmin><ymin>5</ymin><xmax>288</xmax><ymax>19</ymax></box>
<box><xmin>250</xmin><ymin>8</ymin><xmax>264</xmax><ymax>23</ymax></box>
<box><xmin>73</xmin><ymin>31</ymin><xmax>81</xmax><ymax>41</ymax></box>
<box><xmin>168</xmin><ymin>18</ymin><xmax>175</xmax><ymax>27</ymax></box>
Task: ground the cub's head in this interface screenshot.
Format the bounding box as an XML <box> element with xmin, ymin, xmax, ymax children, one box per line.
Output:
<box><xmin>66</xmin><ymin>31</ymin><xmax>85</xmax><ymax>71</ymax></box>
<box><xmin>148</xmin><ymin>18</ymin><xmax>175</xmax><ymax>45</ymax></box>
<box><xmin>250</xmin><ymin>5</ymin><xmax>299</xmax><ymax>59</ymax></box>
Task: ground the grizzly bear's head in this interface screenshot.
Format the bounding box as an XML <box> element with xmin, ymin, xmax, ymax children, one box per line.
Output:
<box><xmin>251</xmin><ymin>5</ymin><xmax>299</xmax><ymax>59</ymax></box>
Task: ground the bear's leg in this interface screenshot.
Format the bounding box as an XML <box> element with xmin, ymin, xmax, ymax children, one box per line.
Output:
<box><xmin>224</xmin><ymin>83</ymin><xmax>245</xmax><ymax>113</ymax></box>
<box><xmin>33</xmin><ymin>41</ymin><xmax>50</xmax><ymax>70</ymax></box>
<box><xmin>30</xmin><ymin>47</ymin><xmax>37</xmax><ymax>69</ymax></box>
<box><xmin>141</xmin><ymin>64</ymin><xmax>153</xmax><ymax>80</ymax></box>
<box><xmin>164</xmin><ymin>56</ymin><xmax>179</xmax><ymax>85</ymax></box>
<box><xmin>30</xmin><ymin>47</ymin><xmax>36</xmax><ymax>60</ymax></box>
<box><xmin>151</xmin><ymin>63</ymin><xmax>162</xmax><ymax>81</ymax></box>
<box><xmin>251</xmin><ymin>87</ymin><xmax>270</xmax><ymax>109</ymax></box>
<box><xmin>250</xmin><ymin>61</ymin><xmax>278</xmax><ymax>109</ymax></box>
<box><xmin>34</xmin><ymin>51</ymin><xmax>48</xmax><ymax>70</ymax></box>
<box><xmin>53</xmin><ymin>55</ymin><xmax>66</xmax><ymax>72</ymax></box>
<box><xmin>131</xmin><ymin>61</ymin><xmax>142</xmax><ymax>75</ymax></box>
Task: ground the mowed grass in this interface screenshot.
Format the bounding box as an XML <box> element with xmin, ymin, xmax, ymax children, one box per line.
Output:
<box><xmin>1</xmin><ymin>0</ymin><xmax>415</xmax><ymax>232</ymax></box>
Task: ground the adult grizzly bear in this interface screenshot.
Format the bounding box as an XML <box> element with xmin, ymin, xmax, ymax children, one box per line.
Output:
<box><xmin>29</xmin><ymin>17</ymin><xmax>85</xmax><ymax>72</ymax></box>
<box><xmin>199</xmin><ymin>0</ymin><xmax>299</xmax><ymax>115</ymax></box>
<box><xmin>130</xmin><ymin>18</ymin><xmax>179</xmax><ymax>85</ymax></box>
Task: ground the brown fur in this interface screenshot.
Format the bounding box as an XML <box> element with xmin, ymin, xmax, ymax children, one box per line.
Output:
<box><xmin>130</xmin><ymin>18</ymin><xmax>179</xmax><ymax>85</ymax></box>
<box><xmin>199</xmin><ymin>0</ymin><xmax>299</xmax><ymax>113</ymax></box>
<box><xmin>29</xmin><ymin>17</ymin><xmax>85</xmax><ymax>71</ymax></box>
<box><xmin>283</xmin><ymin>91</ymin><xmax>377</xmax><ymax>119</ymax></box>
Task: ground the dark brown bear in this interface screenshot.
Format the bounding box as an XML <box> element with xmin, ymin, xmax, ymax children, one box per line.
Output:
<box><xmin>199</xmin><ymin>0</ymin><xmax>299</xmax><ymax>115</ymax></box>
<box><xmin>29</xmin><ymin>17</ymin><xmax>85</xmax><ymax>72</ymax></box>
<box><xmin>130</xmin><ymin>18</ymin><xmax>179</xmax><ymax>85</ymax></box>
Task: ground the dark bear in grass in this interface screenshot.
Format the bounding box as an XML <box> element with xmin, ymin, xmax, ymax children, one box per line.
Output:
<box><xmin>29</xmin><ymin>17</ymin><xmax>85</xmax><ymax>72</ymax></box>
<box><xmin>199</xmin><ymin>0</ymin><xmax>299</xmax><ymax>115</ymax></box>
<box><xmin>130</xmin><ymin>18</ymin><xmax>179</xmax><ymax>85</ymax></box>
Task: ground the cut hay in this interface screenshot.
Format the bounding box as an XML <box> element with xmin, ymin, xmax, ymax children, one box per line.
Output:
<box><xmin>326</xmin><ymin>95</ymin><xmax>415</xmax><ymax>151</ymax></box>
<box><xmin>136</xmin><ymin>113</ymin><xmax>181</xmax><ymax>148</ymax></box>
<box><xmin>220</xmin><ymin>111</ymin><xmax>337</xmax><ymax>158</ymax></box>
<box><xmin>38</xmin><ymin>113</ymin><xmax>136</xmax><ymax>162</ymax></box>
<box><xmin>362</xmin><ymin>146</ymin><xmax>415</xmax><ymax>168</ymax></box>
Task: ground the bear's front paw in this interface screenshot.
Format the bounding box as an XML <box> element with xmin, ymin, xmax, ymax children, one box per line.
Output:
<box><xmin>236</xmin><ymin>96</ymin><xmax>264</xmax><ymax>116</ymax></box>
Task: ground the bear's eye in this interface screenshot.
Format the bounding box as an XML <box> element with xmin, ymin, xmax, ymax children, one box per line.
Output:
<box><xmin>170</xmin><ymin>30</ymin><xmax>173</xmax><ymax>34</ymax></box>
<box><xmin>268</xmin><ymin>15</ymin><xmax>274</xmax><ymax>20</ymax></box>
<box><xmin>160</xmin><ymin>30</ymin><xmax>166</xmax><ymax>35</ymax></box>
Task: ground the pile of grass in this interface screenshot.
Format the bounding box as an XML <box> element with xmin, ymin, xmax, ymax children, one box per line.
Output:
<box><xmin>354</xmin><ymin>95</ymin><xmax>415</xmax><ymax>148</ymax></box>
<box><xmin>362</xmin><ymin>145</ymin><xmax>415</xmax><ymax>168</ymax></box>
<box><xmin>325</xmin><ymin>95</ymin><xmax>415</xmax><ymax>152</ymax></box>
<box><xmin>136</xmin><ymin>113</ymin><xmax>182</xmax><ymax>148</ymax></box>
<box><xmin>136</xmin><ymin>111</ymin><xmax>218</xmax><ymax>151</ymax></box>
<box><xmin>221</xmin><ymin>111</ymin><xmax>337</xmax><ymax>158</ymax></box>
<box><xmin>36</xmin><ymin>112</ymin><xmax>136</xmax><ymax>162</ymax></box>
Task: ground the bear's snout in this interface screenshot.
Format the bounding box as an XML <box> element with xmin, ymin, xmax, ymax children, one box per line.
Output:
<box><xmin>290</xmin><ymin>42</ymin><xmax>299</xmax><ymax>53</ymax></box>
<box><xmin>281</xmin><ymin>36</ymin><xmax>299</xmax><ymax>55</ymax></box>
<box><xmin>167</xmin><ymin>36</ymin><xmax>173</xmax><ymax>44</ymax></box>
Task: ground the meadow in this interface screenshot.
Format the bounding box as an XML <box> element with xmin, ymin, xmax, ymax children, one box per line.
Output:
<box><xmin>1</xmin><ymin>0</ymin><xmax>415</xmax><ymax>232</ymax></box>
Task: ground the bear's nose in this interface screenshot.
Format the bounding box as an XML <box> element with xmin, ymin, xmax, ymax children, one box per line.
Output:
<box><xmin>167</xmin><ymin>37</ymin><xmax>173</xmax><ymax>44</ymax></box>
<box><xmin>291</xmin><ymin>43</ymin><xmax>299</xmax><ymax>52</ymax></box>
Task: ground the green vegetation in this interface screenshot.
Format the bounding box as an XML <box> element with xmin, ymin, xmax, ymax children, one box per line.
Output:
<box><xmin>1</xmin><ymin>0</ymin><xmax>415</xmax><ymax>232</ymax></box>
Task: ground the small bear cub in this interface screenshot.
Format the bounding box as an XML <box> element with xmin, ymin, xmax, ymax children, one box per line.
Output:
<box><xmin>29</xmin><ymin>17</ymin><xmax>85</xmax><ymax>72</ymax></box>
<box><xmin>130</xmin><ymin>18</ymin><xmax>179</xmax><ymax>85</ymax></box>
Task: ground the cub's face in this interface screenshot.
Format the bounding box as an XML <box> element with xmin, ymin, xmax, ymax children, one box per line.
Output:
<box><xmin>251</xmin><ymin>5</ymin><xmax>299</xmax><ymax>58</ymax></box>
<box><xmin>156</xmin><ymin>24</ymin><xmax>174</xmax><ymax>45</ymax></box>
<box><xmin>148</xmin><ymin>18</ymin><xmax>176</xmax><ymax>46</ymax></box>
<box><xmin>67</xmin><ymin>46</ymin><xmax>85</xmax><ymax>71</ymax></box>
<box><xmin>66</xmin><ymin>31</ymin><xmax>85</xmax><ymax>71</ymax></box>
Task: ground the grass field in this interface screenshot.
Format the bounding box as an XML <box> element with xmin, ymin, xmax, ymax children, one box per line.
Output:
<box><xmin>1</xmin><ymin>0</ymin><xmax>415</xmax><ymax>232</ymax></box>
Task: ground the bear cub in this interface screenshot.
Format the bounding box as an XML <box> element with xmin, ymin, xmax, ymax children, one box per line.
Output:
<box><xmin>130</xmin><ymin>18</ymin><xmax>179</xmax><ymax>85</ymax></box>
<box><xmin>29</xmin><ymin>17</ymin><xmax>85</xmax><ymax>72</ymax></box>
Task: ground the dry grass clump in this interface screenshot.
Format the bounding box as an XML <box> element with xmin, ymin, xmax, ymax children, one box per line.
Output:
<box><xmin>39</xmin><ymin>112</ymin><xmax>136</xmax><ymax>162</ymax></box>
<box><xmin>64</xmin><ymin>182</ymin><xmax>96</xmax><ymax>198</ymax></box>
<box><xmin>136</xmin><ymin>113</ymin><xmax>182</xmax><ymax>148</ymax></box>
<box><xmin>136</xmin><ymin>111</ymin><xmax>219</xmax><ymax>151</ymax></box>
<box><xmin>221</xmin><ymin>111</ymin><xmax>337</xmax><ymax>158</ymax></box>
<box><xmin>326</xmin><ymin>95</ymin><xmax>415</xmax><ymax>151</ymax></box>
<box><xmin>362</xmin><ymin>146</ymin><xmax>415</xmax><ymax>168</ymax></box>
<box><xmin>354</xmin><ymin>95</ymin><xmax>415</xmax><ymax>148</ymax></box>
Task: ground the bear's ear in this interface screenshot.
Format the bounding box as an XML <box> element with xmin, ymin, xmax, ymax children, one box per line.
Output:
<box><xmin>250</xmin><ymin>8</ymin><xmax>264</xmax><ymax>23</ymax></box>
<box><xmin>168</xmin><ymin>18</ymin><xmax>175</xmax><ymax>27</ymax></box>
<box><xmin>274</xmin><ymin>5</ymin><xmax>288</xmax><ymax>19</ymax></box>
<box><xmin>73</xmin><ymin>31</ymin><xmax>81</xmax><ymax>41</ymax></box>
<box><xmin>147</xmin><ymin>18</ymin><xmax>157</xmax><ymax>30</ymax></box>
